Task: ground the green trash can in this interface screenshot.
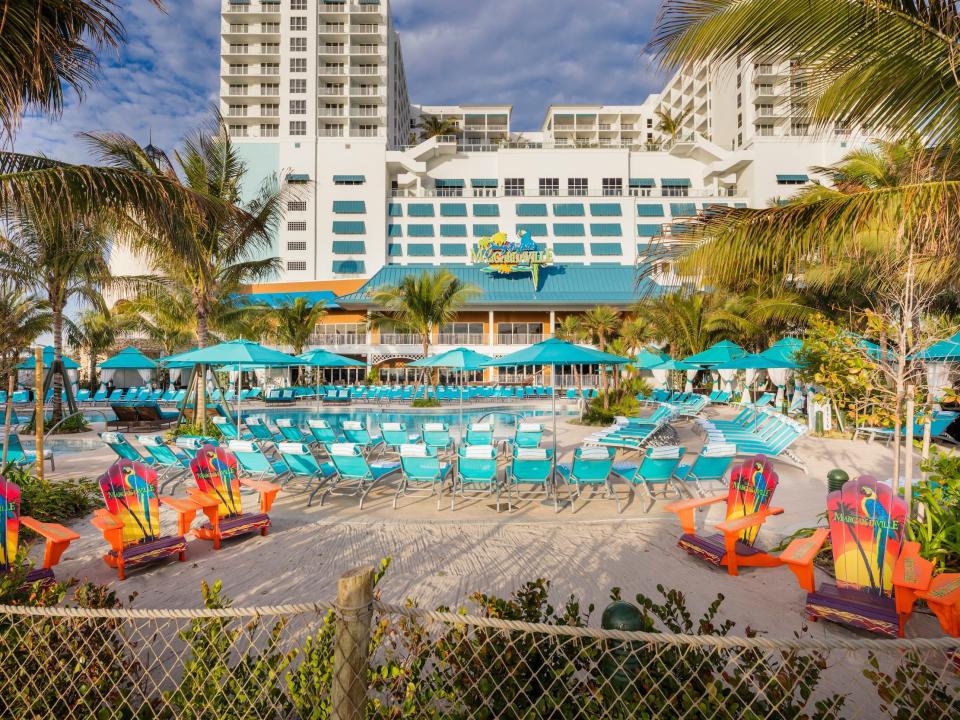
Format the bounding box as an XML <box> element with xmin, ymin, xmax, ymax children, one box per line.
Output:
<box><xmin>600</xmin><ymin>601</ymin><xmax>647</xmax><ymax>692</ymax></box>
<box><xmin>827</xmin><ymin>468</ymin><xmax>849</xmax><ymax>493</ymax></box>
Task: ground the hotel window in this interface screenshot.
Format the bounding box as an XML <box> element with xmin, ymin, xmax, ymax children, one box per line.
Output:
<box><xmin>260</xmin><ymin>123</ymin><xmax>279</xmax><ymax>137</ymax></box>
<box><xmin>473</xmin><ymin>186</ymin><xmax>496</xmax><ymax>198</ymax></box>
<box><xmin>737</xmin><ymin>93</ymin><xmax>741</xmax><ymax>108</ymax></box>
<box><xmin>227</xmin><ymin>104</ymin><xmax>247</xmax><ymax>117</ymax></box>
<box><xmin>757</xmin><ymin>103</ymin><xmax>773</xmax><ymax>117</ymax></box>
<box><xmin>288</xmin><ymin>200</ymin><xmax>307</xmax><ymax>212</ymax></box>
<box><xmin>646</xmin><ymin>118</ymin><xmax>653</xmax><ymax>129</ymax></box>
<box><xmin>737</xmin><ymin>132</ymin><xmax>743</xmax><ymax>146</ymax></box>
<box><xmin>290</xmin><ymin>37</ymin><xmax>307</xmax><ymax>52</ymax></box>
<box><xmin>737</xmin><ymin>73</ymin><xmax>741</xmax><ymax>88</ymax></box>
<box><xmin>439</xmin><ymin>323</ymin><xmax>484</xmax><ymax>344</ymax></box>
<box><xmin>539</xmin><ymin>178</ymin><xmax>559</xmax><ymax>196</ymax></box>
<box><xmin>261</xmin><ymin>43</ymin><xmax>279</xmax><ymax>54</ymax></box>
<box><xmin>568</xmin><ymin>177</ymin><xmax>588</xmax><ymax>196</ymax></box>
<box><xmin>261</xmin><ymin>103</ymin><xmax>279</xmax><ymax>116</ymax></box>
<box><xmin>287</xmin><ymin>241</ymin><xmax>307</xmax><ymax>251</ymax></box>
<box><xmin>602</xmin><ymin>178</ymin><xmax>623</xmax><ymax>197</ymax></box>
<box><xmin>262</xmin><ymin>22</ymin><xmax>280</xmax><ymax>33</ymax></box>
<box><xmin>227</xmin><ymin>124</ymin><xmax>247</xmax><ymax>137</ymax></box>
<box><xmin>229</xmin><ymin>84</ymin><xmax>247</xmax><ymax>96</ymax></box>
<box><xmin>291</xmin><ymin>0</ymin><xmax>306</xmax><ymax>9</ymax></box>
<box><xmin>228</xmin><ymin>64</ymin><xmax>248</xmax><ymax>75</ymax></box>
<box><xmin>290</xmin><ymin>100</ymin><xmax>306</xmax><ymax>115</ymax></box>
<box><xmin>229</xmin><ymin>43</ymin><xmax>248</xmax><ymax>54</ymax></box>
<box><xmin>737</xmin><ymin>113</ymin><xmax>742</xmax><ymax>128</ymax></box>
<box><xmin>756</xmin><ymin>124</ymin><xmax>774</xmax><ymax>136</ymax></box>
<box><xmin>504</xmin><ymin>178</ymin><xmax>525</xmax><ymax>197</ymax></box>
<box><xmin>791</xmin><ymin>122</ymin><xmax>809</xmax><ymax>136</ymax></box>
<box><xmin>287</xmin><ymin>261</ymin><xmax>307</xmax><ymax>272</ymax></box>
<box><xmin>290</xmin><ymin>17</ymin><xmax>307</xmax><ymax>31</ymax></box>
<box><xmin>290</xmin><ymin>120</ymin><xmax>306</xmax><ymax>136</ymax></box>
<box><xmin>261</xmin><ymin>62</ymin><xmax>279</xmax><ymax>74</ymax></box>
<box><xmin>288</xmin><ymin>221</ymin><xmax>307</xmax><ymax>231</ymax></box>
<box><xmin>290</xmin><ymin>78</ymin><xmax>306</xmax><ymax>93</ymax></box>
<box><xmin>290</xmin><ymin>58</ymin><xmax>307</xmax><ymax>73</ymax></box>
<box><xmin>261</xmin><ymin>82</ymin><xmax>279</xmax><ymax>95</ymax></box>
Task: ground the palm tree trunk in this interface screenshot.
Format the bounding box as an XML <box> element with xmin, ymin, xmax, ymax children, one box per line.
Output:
<box><xmin>2</xmin><ymin>369</ymin><xmax>13</xmax><ymax>467</ymax></box>
<box><xmin>196</xmin><ymin>309</ymin><xmax>209</xmax><ymax>429</ymax></box>
<box><xmin>51</xmin><ymin>306</ymin><xmax>64</xmax><ymax>424</ymax></box>
<box><xmin>89</xmin><ymin>352</ymin><xmax>97</xmax><ymax>393</ymax></box>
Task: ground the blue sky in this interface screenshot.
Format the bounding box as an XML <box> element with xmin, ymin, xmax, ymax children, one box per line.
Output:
<box><xmin>12</xmin><ymin>0</ymin><xmax>668</xmax><ymax>162</ymax></box>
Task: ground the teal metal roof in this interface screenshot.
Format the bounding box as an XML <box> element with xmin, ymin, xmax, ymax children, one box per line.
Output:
<box><xmin>232</xmin><ymin>290</ymin><xmax>339</xmax><ymax>309</ymax></box>
<box><xmin>590</xmin><ymin>203</ymin><xmax>621</xmax><ymax>217</ymax></box>
<box><xmin>332</xmin><ymin>200</ymin><xmax>366</xmax><ymax>214</ymax></box>
<box><xmin>440</xmin><ymin>203</ymin><xmax>467</xmax><ymax>217</ymax></box>
<box><xmin>473</xmin><ymin>204</ymin><xmax>499</xmax><ymax>217</ymax></box>
<box><xmin>338</xmin><ymin>264</ymin><xmax>661</xmax><ymax>307</ymax></box>
<box><xmin>553</xmin><ymin>203</ymin><xmax>584</xmax><ymax>216</ymax></box>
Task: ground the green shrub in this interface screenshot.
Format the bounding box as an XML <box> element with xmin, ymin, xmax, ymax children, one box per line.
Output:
<box><xmin>0</xmin><ymin>465</ymin><xmax>98</xmax><ymax>525</ymax></box>
<box><xmin>165</xmin><ymin>420</ymin><xmax>224</xmax><ymax>441</ymax></box>
<box><xmin>21</xmin><ymin>413</ymin><xmax>90</xmax><ymax>435</ymax></box>
<box><xmin>914</xmin><ymin>451</ymin><xmax>960</xmax><ymax>572</ymax></box>
<box><xmin>411</xmin><ymin>398</ymin><xmax>441</xmax><ymax>408</ymax></box>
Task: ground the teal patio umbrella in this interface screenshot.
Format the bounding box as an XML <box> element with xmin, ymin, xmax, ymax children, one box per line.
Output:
<box><xmin>16</xmin><ymin>346</ymin><xmax>80</xmax><ymax>370</ymax></box>
<box><xmin>409</xmin><ymin>347</ymin><xmax>493</xmax><ymax>441</ymax></box>
<box><xmin>685</xmin><ymin>341</ymin><xmax>747</xmax><ymax>394</ymax></box>
<box><xmin>99</xmin><ymin>346</ymin><xmax>158</xmax><ymax>389</ymax></box>
<box><xmin>714</xmin><ymin>353</ymin><xmax>802</xmax><ymax>406</ymax></box>
<box><xmin>482</xmin><ymin>338</ymin><xmax>631</xmax><ymax>476</ymax></box>
<box><xmin>161</xmin><ymin>340</ymin><xmax>299</xmax><ymax>432</ymax></box>
<box><xmin>297</xmin><ymin>348</ymin><xmax>366</xmax><ymax>411</ymax></box>
<box><xmin>915</xmin><ymin>331</ymin><xmax>960</xmax><ymax>361</ymax></box>
<box><xmin>634</xmin><ymin>346</ymin><xmax>671</xmax><ymax>370</ymax></box>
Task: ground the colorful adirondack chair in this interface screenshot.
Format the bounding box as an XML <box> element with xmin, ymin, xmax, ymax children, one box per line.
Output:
<box><xmin>665</xmin><ymin>455</ymin><xmax>784</xmax><ymax>576</ymax></box>
<box><xmin>0</xmin><ymin>477</ymin><xmax>79</xmax><ymax>588</ymax></box>
<box><xmin>91</xmin><ymin>460</ymin><xmax>196</xmax><ymax>580</ymax></box>
<box><xmin>780</xmin><ymin>476</ymin><xmax>932</xmax><ymax>637</ymax></box>
<box><xmin>187</xmin><ymin>444</ymin><xmax>280</xmax><ymax>550</ymax></box>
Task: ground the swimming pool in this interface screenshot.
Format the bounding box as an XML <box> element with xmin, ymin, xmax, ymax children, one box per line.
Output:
<box><xmin>245</xmin><ymin>406</ymin><xmax>574</xmax><ymax>436</ymax></box>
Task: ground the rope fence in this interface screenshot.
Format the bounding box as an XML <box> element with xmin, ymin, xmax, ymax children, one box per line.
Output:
<box><xmin>0</xmin><ymin>570</ymin><xmax>956</xmax><ymax>719</ymax></box>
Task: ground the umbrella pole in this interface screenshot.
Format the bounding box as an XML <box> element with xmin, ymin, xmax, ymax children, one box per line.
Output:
<box><xmin>236</xmin><ymin>362</ymin><xmax>242</xmax><ymax>436</ymax></box>
<box><xmin>459</xmin><ymin>368</ymin><xmax>464</xmax><ymax>446</ymax></box>
<box><xmin>316</xmin><ymin>370</ymin><xmax>320</xmax><ymax>413</ymax></box>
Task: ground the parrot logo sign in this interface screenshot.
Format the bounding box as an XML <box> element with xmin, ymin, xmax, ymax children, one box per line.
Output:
<box><xmin>471</xmin><ymin>230</ymin><xmax>554</xmax><ymax>288</ymax></box>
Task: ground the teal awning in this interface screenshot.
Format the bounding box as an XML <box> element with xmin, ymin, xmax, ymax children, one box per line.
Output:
<box><xmin>408</xmin><ymin>203</ymin><xmax>435</xmax><ymax>217</ymax></box>
<box><xmin>388</xmin><ymin>203</ymin><xmax>402</xmax><ymax>217</ymax></box>
<box><xmin>99</xmin><ymin>346</ymin><xmax>157</xmax><ymax>370</ymax></box>
<box><xmin>554</xmin><ymin>243</ymin><xmax>585</xmax><ymax>256</ymax></box>
<box><xmin>661</xmin><ymin>178</ymin><xmax>691</xmax><ymax>187</ymax></box>
<box><xmin>332</xmin><ymin>260</ymin><xmax>365</xmax><ymax>274</ymax></box>
<box><xmin>473</xmin><ymin>224</ymin><xmax>499</xmax><ymax>237</ymax></box>
<box><xmin>332</xmin><ymin>241</ymin><xmax>366</xmax><ymax>254</ymax></box>
<box><xmin>333</xmin><ymin>175</ymin><xmax>365</xmax><ymax>183</ymax></box>
<box><xmin>553</xmin><ymin>203</ymin><xmax>584</xmax><ymax>216</ymax></box>
<box><xmin>553</xmin><ymin>223</ymin><xmax>585</xmax><ymax>237</ymax></box>
<box><xmin>332</xmin><ymin>200</ymin><xmax>366</xmax><ymax>213</ymax></box>
<box><xmin>440</xmin><ymin>203</ymin><xmax>467</xmax><ymax>217</ymax></box>
<box><xmin>16</xmin><ymin>346</ymin><xmax>80</xmax><ymax>370</ymax></box>
<box><xmin>590</xmin><ymin>242</ymin><xmax>622</xmax><ymax>256</ymax></box>
<box><xmin>435</xmin><ymin>179</ymin><xmax>464</xmax><ymax>188</ymax></box>
<box><xmin>516</xmin><ymin>223</ymin><xmax>547</xmax><ymax>237</ymax></box>
<box><xmin>637</xmin><ymin>223</ymin><xmax>663</xmax><ymax>236</ymax></box>
<box><xmin>630</xmin><ymin>178</ymin><xmax>655</xmax><ymax>187</ymax></box>
<box><xmin>777</xmin><ymin>174</ymin><xmax>809</xmax><ymax>183</ymax></box>
<box><xmin>387</xmin><ymin>224</ymin><xmax>402</xmax><ymax>237</ymax></box>
<box><xmin>590</xmin><ymin>203</ymin><xmax>622</xmax><ymax>217</ymax></box>
<box><xmin>332</xmin><ymin>221</ymin><xmax>365</xmax><ymax>234</ymax></box>
<box><xmin>440</xmin><ymin>243</ymin><xmax>468</xmax><ymax>257</ymax></box>
<box><xmin>440</xmin><ymin>224</ymin><xmax>467</xmax><ymax>237</ymax></box>
<box><xmin>473</xmin><ymin>204</ymin><xmax>499</xmax><ymax>217</ymax></box>
<box><xmin>286</xmin><ymin>173</ymin><xmax>310</xmax><ymax>183</ymax></box>
<box><xmin>637</xmin><ymin>204</ymin><xmax>664</xmax><ymax>217</ymax></box>
<box><xmin>517</xmin><ymin>203</ymin><xmax>548</xmax><ymax>217</ymax></box>
<box><xmin>471</xmin><ymin>179</ymin><xmax>498</xmax><ymax>188</ymax></box>
<box><xmin>407</xmin><ymin>224</ymin><xmax>435</xmax><ymax>237</ymax></box>
<box><xmin>590</xmin><ymin>223</ymin><xmax>622</xmax><ymax>237</ymax></box>
<box><xmin>407</xmin><ymin>244</ymin><xmax>435</xmax><ymax>257</ymax></box>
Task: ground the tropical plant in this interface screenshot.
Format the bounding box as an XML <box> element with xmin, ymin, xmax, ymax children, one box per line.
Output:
<box><xmin>417</xmin><ymin>114</ymin><xmax>460</xmax><ymax>140</ymax></box>
<box><xmin>637</xmin><ymin>291</ymin><xmax>725</xmax><ymax>358</ymax></box>
<box><xmin>0</xmin><ymin>212</ymin><xmax>112</xmax><ymax>423</ymax></box>
<box><xmin>265</xmin><ymin>298</ymin><xmax>328</xmax><ymax>382</ymax></box>
<box><xmin>654</xmin><ymin>107</ymin><xmax>690</xmax><ymax>142</ymax></box>
<box><xmin>67</xmin><ymin>307</ymin><xmax>123</xmax><ymax>392</ymax></box>
<box><xmin>368</xmin><ymin>271</ymin><xmax>478</xmax><ymax>384</ymax></box>
<box><xmin>913</xmin><ymin>451</ymin><xmax>960</xmax><ymax>573</ymax></box>
<box><xmin>580</xmin><ymin>306</ymin><xmax>622</xmax><ymax>406</ymax></box>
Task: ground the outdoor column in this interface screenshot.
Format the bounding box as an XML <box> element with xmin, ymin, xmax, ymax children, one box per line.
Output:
<box><xmin>487</xmin><ymin>310</ymin><xmax>495</xmax><ymax>383</ymax></box>
<box><xmin>549</xmin><ymin>310</ymin><xmax>555</xmax><ymax>338</ymax></box>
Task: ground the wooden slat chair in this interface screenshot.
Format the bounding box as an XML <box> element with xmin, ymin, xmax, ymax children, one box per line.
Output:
<box><xmin>452</xmin><ymin>445</ymin><xmax>499</xmax><ymax>511</ymax></box>
<box><xmin>1</xmin><ymin>476</ymin><xmax>79</xmax><ymax>589</ymax></box>
<box><xmin>187</xmin><ymin>445</ymin><xmax>280</xmax><ymax>550</ymax></box>
<box><xmin>91</xmin><ymin>460</ymin><xmax>196</xmax><ymax>580</ymax></box>
<box><xmin>665</xmin><ymin>455</ymin><xmax>784</xmax><ymax>577</ymax></box>
<box><xmin>317</xmin><ymin>443</ymin><xmax>400</xmax><ymax>509</ymax></box>
<box><xmin>780</xmin><ymin>476</ymin><xmax>950</xmax><ymax>637</ymax></box>
<box><xmin>396</xmin><ymin>444</ymin><xmax>452</xmax><ymax>510</ymax></box>
<box><xmin>556</xmin><ymin>446</ymin><xmax>622</xmax><ymax>513</ymax></box>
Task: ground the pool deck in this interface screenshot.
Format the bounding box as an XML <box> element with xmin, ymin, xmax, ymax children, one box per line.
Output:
<box><xmin>25</xmin><ymin>402</ymin><xmax>947</xmax><ymax>640</ymax></box>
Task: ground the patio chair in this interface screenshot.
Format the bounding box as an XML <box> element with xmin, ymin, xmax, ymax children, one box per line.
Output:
<box><xmin>395</xmin><ymin>444</ymin><xmax>452</xmax><ymax>510</ymax></box>
<box><xmin>340</xmin><ymin>420</ymin><xmax>384</xmax><ymax>455</ymax></box>
<box><xmin>75</xmin><ymin>389</ymin><xmax>90</xmax><ymax>404</ymax></box>
<box><xmin>314</xmin><ymin>443</ymin><xmax>400</xmax><ymax>508</ymax></box>
<box><xmin>853</xmin><ymin>410</ymin><xmax>959</xmax><ymax>446</ymax></box>
<box><xmin>246</xmin><ymin>387</ymin><xmax>263</xmax><ymax>401</ymax></box>
<box><xmin>665</xmin><ymin>455</ymin><xmax>785</xmax><ymax>577</ymax></box>
<box><xmin>505</xmin><ymin>446</ymin><xmax>557</xmax><ymax>513</ymax></box>
<box><xmin>136</xmin><ymin>435</ymin><xmax>192</xmax><ymax>492</ymax></box>
<box><xmin>420</xmin><ymin>422</ymin><xmax>454</xmax><ymax>455</ymax></box>
<box><xmin>672</xmin><ymin>443</ymin><xmax>737</xmax><ymax>497</ymax></box>
<box><xmin>0</xmin><ymin>476</ymin><xmax>80</xmax><ymax>589</ymax></box>
<box><xmin>452</xmin><ymin>444</ymin><xmax>499</xmax><ymax>511</ymax></box>
<box><xmin>211</xmin><ymin>415</ymin><xmax>253</xmax><ymax>441</ymax></box>
<box><xmin>464</xmin><ymin>422</ymin><xmax>494</xmax><ymax>447</ymax></box>
<box><xmin>381</xmin><ymin>422</ymin><xmax>419</xmax><ymax>453</ymax></box>
<box><xmin>227</xmin><ymin>440</ymin><xmax>292</xmax><ymax>483</ymax></box>
<box><xmin>512</xmin><ymin>422</ymin><xmax>543</xmax><ymax>450</ymax></box>
<box><xmin>101</xmin><ymin>431</ymin><xmax>152</xmax><ymax>465</ymax></box>
<box><xmin>614</xmin><ymin>445</ymin><xmax>686</xmax><ymax>511</ymax></box>
<box><xmin>275</xmin><ymin>442</ymin><xmax>335</xmax><ymax>497</ymax></box>
<box><xmin>556</xmin><ymin>446</ymin><xmax>622</xmax><ymax>513</ymax></box>
<box><xmin>5</xmin><ymin>434</ymin><xmax>54</xmax><ymax>471</ymax></box>
<box><xmin>307</xmin><ymin>418</ymin><xmax>339</xmax><ymax>450</ymax></box>
<box><xmin>245</xmin><ymin>416</ymin><xmax>283</xmax><ymax>444</ymax></box>
<box><xmin>187</xmin><ymin>444</ymin><xmax>280</xmax><ymax>550</ymax></box>
<box><xmin>275</xmin><ymin>418</ymin><xmax>315</xmax><ymax>446</ymax></box>
<box><xmin>90</xmin><ymin>460</ymin><xmax>195</xmax><ymax>580</ymax></box>
<box><xmin>753</xmin><ymin>392</ymin><xmax>775</xmax><ymax>408</ymax></box>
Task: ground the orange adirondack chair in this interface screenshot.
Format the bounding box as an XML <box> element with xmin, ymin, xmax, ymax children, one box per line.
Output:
<box><xmin>91</xmin><ymin>460</ymin><xmax>197</xmax><ymax>580</ymax></box>
<box><xmin>187</xmin><ymin>444</ymin><xmax>280</xmax><ymax>550</ymax></box>
<box><xmin>780</xmin><ymin>475</ymin><xmax>931</xmax><ymax>637</ymax></box>
<box><xmin>1</xmin><ymin>475</ymin><xmax>79</xmax><ymax>588</ymax></box>
<box><xmin>665</xmin><ymin>455</ymin><xmax>784</xmax><ymax>576</ymax></box>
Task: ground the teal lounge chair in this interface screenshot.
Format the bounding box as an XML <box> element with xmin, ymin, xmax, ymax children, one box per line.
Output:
<box><xmin>316</xmin><ymin>443</ymin><xmax>400</xmax><ymax>508</ymax></box>
<box><xmin>513</xmin><ymin>422</ymin><xmax>543</xmax><ymax>450</ymax></box>
<box><xmin>505</xmin><ymin>446</ymin><xmax>557</xmax><ymax>512</ymax></box>
<box><xmin>614</xmin><ymin>445</ymin><xmax>686</xmax><ymax>511</ymax></box>
<box><xmin>556</xmin><ymin>446</ymin><xmax>621</xmax><ymax>513</ymax></box>
<box><xmin>4</xmin><ymin>434</ymin><xmax>54</xmax><ymax>470</ymax></box>
<box><xmin>136</xmin><ymin>435</ymin><xmax>192</xmax><ymax>491</ymax></box>
<box><xmin>227</xmin><ymin>440</ymin><xmax>292</xmax><ymax>483</ymax></box>
<box><xmin>275</xmin><ymin>418</ymin><xmax>314</xmax><ymax>445</ymax></box>
<box><xmin>211</xmin><ymin>415</ymin><xmax>253</xmax><ymax>441</ymax></box>
<box><xmin>452</xmin><ymin>444</ymin><xmax>499</xmax><ymax>510</ymax></box>
<box><xmin>340</xmin><ymin>420</ymin><xmax>383</xmax><ymax>455</ymax></box>
<box><xmin>396</xmin><ymin>444</ymin><xmax>452</xmax><ymax>510</ymax></box>
<box><xmin>276</xmin><ymin>442</ymin><xmax>335</xmax><ymax>496</ymax></box>
<box><xmin>420</xmin><ymin>422</ymin><xmax>454</xmax><ymax>455</ymax></box>
<box><xmin>100</xmin><ymin>431</ymin><xmax>152</xmax><ymax>465</ymax></box>
<box><xmin>464</xmin><ymin>422</ymin><xmax>494</xmax><ymax>447</ymax></box>
<box><xmin>381</xmin><ymin>422</ymin><xmax>418</xmax><ymax>453</ymax></box>
<box><xmin>307</xmin><ymin>419</ymin><xmax>339</xmax><ymax>450</ymax></box>
<box><xmin>672</xmin><ymin>443</ymin><xmax>736</xmax><ymax>496</ymax></box>
<box><xmin>174</xmin><ymin>436</ymin><xmax>219</xmax><ymax>459</ymax></box>
<box><xmin>245</xmin><ymin>416</ymin><xmax>283</xmax><ymax>444</ymax></box>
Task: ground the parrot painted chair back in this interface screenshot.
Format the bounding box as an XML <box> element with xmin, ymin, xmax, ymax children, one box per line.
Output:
<box><xmin>724</xmin><ymin>456</ymin><xmax>780</xmax><ymax>546</ymax></box>
<box><xmin>187</xmin><ymin>444</ymin><xmax>279</xmax><ymax>550</ymax></box>
<box><xmin>91</xmin><ymin>460</ymin><xmax>193</xmax><ymax>580</ymax></box>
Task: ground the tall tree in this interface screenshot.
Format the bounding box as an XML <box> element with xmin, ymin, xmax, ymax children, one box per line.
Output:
<box><xmin>654</xmin><ymin>107</ymin><xmax>691</xmax><ymax>142</ymax></box>
<box><xmin>368</xmin><ymin>271</ymin><xmax>478</xmax><ymax>384</ymax></box>
<box><xmin>266</xmin><ymin>298</ymin><xmax>328</xmax><ymax>383</ymax></box>
<box><xmin>580</xmin><ymin>306</ymin><xmax>623</xmax><ymax>407</ymax></box>
<box><xmin>417</xmin><ymin>115</ymin><xmax>460</xmax><ymax>140</ymax></box>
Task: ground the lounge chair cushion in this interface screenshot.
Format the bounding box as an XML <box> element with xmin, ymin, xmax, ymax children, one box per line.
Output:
<box><xmin>308</xmin><ymin>419</ymin><xmax>332</xmax><ymax>429</ymax></box>
<box><xmin>647</xmin><ymin>445</ymin><xmax>682</xmax><ymax>459</ymax></box>
<box><xmin>342</xmin><ymin>421</ymin><xmax>363</xmax><ymax>430</ymax></box>
<box><xmin>579</xmin><ymin>446</ymin><xmax>611</xmax><ymax>459</ymax></box>
<box><xmin>423</xmin><ymin>422</ymin><xmax>446</xmax><ymax>431</ymax></box>
<box><xmin>469</xmin><ymin>423</ymin><xmax>492</xmax><ymax>431</ymax></box>
<box><xmin>400</xmin><ymin>444</ymin><xmax>429</xmax><ymax>457</ymax></box>
<box><xmin>101</xmin><ymin>432</ymin><xmax>125</xmax><ymax>444</ymax></box>
<box><xmin>137</xmin><ymin>435</ymin><xmax>165</xmax><ymax>447</ymax></box>
<box><xmin>275</xmin><ymin>418</ymin><xmax>294</xmax><ymax>428</ymax></box>
<box><xmin>518</xmin><ymin>423</ymin><xmax>542</xmax><ymax>432</ymax></box>
<box><xmin>175</xmin><ymin>437</ymin><xmax>203</xmax><ymax>450</ymax></box>
<box><xmin>330</xmin><ymin>443</ymin><xmax>359</xmax><ymax>456</ymax></box>
<box><xmin>517</xmin><ymin>448</ymin><xmax>548</xmax><ymax>460</ymax></box>
<box><xmin>702</xmin><ymin>442</ymin><xmax>737</xmax><ymax>457</ymax></box>
<box><xmin>227</xmin><ymin>440</ymin><xmax>257</xmax><ymax>453</ymax></box>
<box><xmin>278</xmin><ymin>442</ymin><xmax>309</xmax><ymax>455</ymax></box>
<box><xmin>382</xmin><ymin>422</ymin><xmax>404</xmax><ymax>431</ymax></box>
<box><xmin>463</xmin><ymin>445</ymin><xmax>496</xmax><ymax>458</ymax></box>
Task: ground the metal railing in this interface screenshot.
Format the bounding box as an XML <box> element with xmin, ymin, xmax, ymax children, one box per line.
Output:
<box><xmin>309</xmin><ymin>333</ymin><xmax>364</xmax><ymax>346</ymax></box>
<box><xmin>497</xmin><ymin>333</ymin><xmax>544</xmax><ymax>345</ymax></box>
<box><xmin>379</xmin><ymin>333</ymin><xmax>421</xmax><ymax>345</ymax></box>
<box><xmin>437</xmin><ymin>334</ymin><xmax>486</xmax><ymax>345</ymax></box>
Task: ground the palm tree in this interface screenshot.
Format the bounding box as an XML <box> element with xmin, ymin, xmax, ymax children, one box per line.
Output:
<box><xmin>555</xmin><ymin>314</ymin><xmax>586</xmax><ymax>396</ymax></box>
<box><xmin>114</xmin><ymin>290</ymin><xmax>196</xmax><ymax>358</ymax></box>
<box><xmin>638</xmin><ymin>291</ymin><xmax>724</xmax><ymax>358</ymax></box>
<box><xmin>368</xmin><ymin>271</ymin><xmax>478</xmax><ymax>384</ymax></box>
<box><xmin>266</xmin><ymin>298</ymin><xmax>328</xmax><ymax>383</ymax></box>
<box><xmin>67</xmin><ymin>308</ymin><xmax>122</xmax><ymax>392</ymax></box>
<box><xmin>417</xmin><ymin>115</ymin><xmax>460</xmax><ymax>140</ymax></box>
<box><xmin>0</xmin><ymin>212</ymin><xmax>112</xmax><ymax>422</ymax></box>
<box><xmin>654</xmin><ymin>107</ymin><xmax>691</xmax><ymax>142</ymax></box>
<box><xmin>0</xmin><ymin>285</ymin><xmax>50</xmax><ymax>465</ymax></box>
<box><xmin>580</xmin><ymin>306</ymin><xmax>622</xmax><ymax>407</ymax></box>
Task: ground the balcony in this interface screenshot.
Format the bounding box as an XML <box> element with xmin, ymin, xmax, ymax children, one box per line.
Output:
<box><xmin>321</xmin><ymin>46</ymin><xmax>347</xmax><ymax>55</ymax></box>
<box><xmin>498</xmin><ymin>333</ymin><xmax>543</xmax><ymax>345</ymax></box>
<box><xmin>351</xmin><ymin>128</ymin><xmax>381</xmax><ymax>137</ymax></box>
<box><xmin>319</xmin><ymin>128</ymin><xmax>345</xmax><ymax>137</ymax></box>
<box><xmin>351</xmin><ymin>108</ymin><xmax>382</xmax><ymax>117</ymax></box>
<box><xmin>319</xmin><ymin>108</ymin><xmax>345</xmax><ymax>117</ymax></box>
<box><xmin>310</xmin><ymin>332</ymin><xmax>364</xmax><ymax>346</ymax></box>
<box><xmin>319</xmin><ymin>24</ymin><xmax>346</xmax><ymax>33</ymax></box>
<box><xmin>351</xmin><ymin>24</ymin><xmax>380</xmax><ymax>33</ymax></box>
<box><xmin>380</xmin><ymin>333</ymin><xmax>421</xmax><ymax>345</ymax></box>
<box><xmin>437</xmin><ymin>334</ymin><xmax>486</xmax><ymax>345</ymax></box>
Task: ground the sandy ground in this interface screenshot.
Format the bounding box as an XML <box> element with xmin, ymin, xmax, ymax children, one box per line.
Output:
<box><xmin>26</xmin><ymin>402</ymin><xmax>948</xmax><ymax>640</ymax></box>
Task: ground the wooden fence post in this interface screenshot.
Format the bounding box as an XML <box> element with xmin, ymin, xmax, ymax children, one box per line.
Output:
<box><xmin>332</xmin><ymin>566</ymin><xmax>374</xmax><ymax>720</ymax></box>
<box><xmin>34</xmin><ymin>347</ymin><xmax>44</xmax><ymax>482</ymax></box>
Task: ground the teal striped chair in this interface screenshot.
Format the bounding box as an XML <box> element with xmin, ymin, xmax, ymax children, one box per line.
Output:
<box><xmin>318</xmin><ymin>443</ymin><xmax>400</xmax><ymax>508</ymax></box>
<box><xmin>672</xmin><ymin>443</ymin><xmax>736</xmax><ymax>496</ymax></box>
<box><xmin>506</xmin><ymin>446</ymin><xmax>557</xmax><ymax>512</ymax></box>
<box><xmin>276</xmin><ymin>442</ymin><xmax>335</xmax><ymax>499</ymax></box>
<box><xmin>453</xmin><ymin>445</ymin><xmax>499</xmax><ymax>510</ymax></box>
<box><xmin>513</xmin><ymin>422</ymin><xmax>543</xmax><ymax>450</ymax></box>
<box><xmin>227</xmin><ymin>440</ymin><xmax>292</xmax><ymax>484</ymax></box>
<box><xmin>556</xmin><ymin>446</ymin><xmax>621</xmax><ymax>513</ymax></box>
<box><xmin>396</xmin><ymin>444</ymin><xmax>452</xmax><ymax>510</ymax></box>
<box><xmin>615</xmin><ymin>445</ymin><xmax>686</xmax><ymax>511</ymax></box>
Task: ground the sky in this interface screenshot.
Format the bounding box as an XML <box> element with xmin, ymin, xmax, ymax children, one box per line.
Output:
<box><xmin>12</xmin><ymin>0</ymin><xmax>668</xmax><ymax>162</ymax></box>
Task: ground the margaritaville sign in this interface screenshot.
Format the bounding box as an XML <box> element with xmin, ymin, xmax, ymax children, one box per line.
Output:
<box><xmin>471</xmin><ymin>230</ymin><xmax>554</xmax><ymax>288</ymax></box>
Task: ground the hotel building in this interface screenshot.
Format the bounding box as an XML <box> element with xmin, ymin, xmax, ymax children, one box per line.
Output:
<box><xmin>125</xmin><ymin>0</ymin><xmax>869</xmax><ymax>380</ymax></box>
